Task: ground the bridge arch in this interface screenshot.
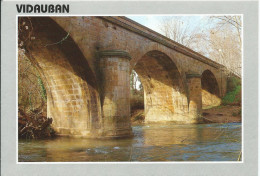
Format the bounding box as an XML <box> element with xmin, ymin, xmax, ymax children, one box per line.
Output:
<box><xmin>132</xmin><ymin>50</ymin><xmax>190</xmax><ymax>123</ymax></box>
<box><xmin>201</xmin><ymin>69</ymin><xmax>221</xmax><ymax>108</ymax></box>
<box><xmin>19</xmin><ymin>17</ymin><xmax>102</xmax><ymax>137</ymax></box>
<box><xmin>18</xmin><ymin>16</ymin><xmax>228</xmax><ymax>138</ymax></box>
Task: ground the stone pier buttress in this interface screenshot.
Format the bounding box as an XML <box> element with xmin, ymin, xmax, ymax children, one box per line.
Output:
<box><xmin>186</xmin><ymin>72</ymin><xmax>203</xmax><ymax>123</ymax></box>
<box><xmin>98</xmin><ymin>50</ymin><xmax>133</xmax><ymax>138</ymax></box>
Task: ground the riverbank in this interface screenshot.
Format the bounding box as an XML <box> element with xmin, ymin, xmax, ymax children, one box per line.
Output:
<box><xmin>202</xmin><ymin>105</ymin><xmax>241</xmax><ymax>123</ymax></box>
<box><xmin>18</xmin><ymin>108</ymin><xmax>55</xmax><ymax>139</ymax></box>
<box><xmin>131</xmin><ymin>109</ymin><xmax>145</xmax><ymax>124</ymax></box>
<box><xmin>130</xmin><ymin>105</ymin><xmax>241</xmax><ymax>124</ymax></box>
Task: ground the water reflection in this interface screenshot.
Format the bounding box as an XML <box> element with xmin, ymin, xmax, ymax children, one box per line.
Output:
<box><xmin>19</xmin><ymin>123</ymin><xmax>241</xmax><ymax>162</ymax></box>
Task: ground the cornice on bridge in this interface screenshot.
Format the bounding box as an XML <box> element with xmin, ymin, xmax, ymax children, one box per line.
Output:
<box><xmin>97</xmin><ymin>50</ymin><xmax>132</xmax><ymax>60</ymax></box>
<box><xmin>98</xmin><ymin>16</ymin><xmax>225</xmax><ymax>69</ymax></box>
<box><xmin>186</xmin><ymin>71</ymin><xmax>201</xmax><ymax>78</ymax></box>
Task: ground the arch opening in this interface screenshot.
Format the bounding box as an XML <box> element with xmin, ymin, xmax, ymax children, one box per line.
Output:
<box><xmin>130</xmin><ymin>70</ymin><xmax>144</xmax><ymax>123</ymax></box>
<box><xmin>18</xmin><ymin>17</ymin><xmax>101</xmax><ymax>137</ymax></box>
<box><xmin>201</xmin><ymin>70</ymin><xmax>221</xmax><ymax>108</ymax></box>
<box><xmin>132</xmin><ymin>50</ymin><xmax>189</xmax><ymax>123</ymax></box>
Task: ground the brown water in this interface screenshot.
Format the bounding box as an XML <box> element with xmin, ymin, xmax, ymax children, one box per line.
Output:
<box><xmin>18</xmin><ymin>123</ymin><xmax>241</xmax><ymax>162</ymax></box>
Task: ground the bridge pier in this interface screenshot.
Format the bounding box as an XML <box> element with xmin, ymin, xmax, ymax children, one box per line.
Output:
<box><xmin>186</xmin><ymin>72</ymin><xmax>203</xmax><ymax>123</ymax></box>
<box><xmin>98</xmin><ymin>50</ymin><xmax>133</xmax><ymax>138</ymax></box>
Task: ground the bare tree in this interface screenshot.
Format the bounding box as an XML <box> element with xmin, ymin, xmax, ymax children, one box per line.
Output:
<box><xmin>18</xmin><ymin>48</ymin><xmax>47</xmax><ymax>113</ymax></box>
<box><xmin>208</xmin><ymin>16</ymin><xmax>242</xmax><ymax>77</ymax></box>
<box><xmin>130</xmin><ymin>70</ymin><xmax>142</xmax><ymax>93</ymax></box>
<box><xmin>159</xmin><ymin>16</ymin><xmax>210</xmax><ymax>56</ymax></box>
<box><xmin>210</xmin><ymin>16</ymin><xmax>242</xmax><ymax>46</ymax></box>
<box><xmin>159</xmin><ymin>15</ymin><xmax>242</xmax><ymax>77</ymax></box>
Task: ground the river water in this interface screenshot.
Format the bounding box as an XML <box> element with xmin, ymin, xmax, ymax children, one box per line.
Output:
<box><xmin>18</xmin><ymin>123</ymin><xmax>241</xmax><ymax>162</ymax></box>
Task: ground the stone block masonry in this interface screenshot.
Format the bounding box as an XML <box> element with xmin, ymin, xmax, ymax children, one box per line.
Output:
<box><xmin>19</xmin><ymin>16</ymin><xmax>228</xmax><ymax>138</ymax></box>
<box><xmin>186</xmin><ymin>72</ymin><xmax>203</xmax><ymax>123</ymax></box>
<box><xmin>98</xmin><ymin>50</ymin><xmax>132</xmax><ymax>138</ymax></box>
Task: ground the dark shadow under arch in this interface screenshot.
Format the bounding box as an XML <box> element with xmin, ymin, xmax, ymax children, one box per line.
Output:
<box><xmin>26</xmin><ymin>17</ymin><xmax>98</xmax><ymax>89</ymax></box>
<box><xmin>201</xmin><ymin>69</ymin><xmax>221</xmax><ymax>108</ymax></box>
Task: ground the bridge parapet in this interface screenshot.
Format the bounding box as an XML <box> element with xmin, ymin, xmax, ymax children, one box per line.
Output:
<box><xmin>100</xmin><ymin>16</ymin><xmax>224</xmax><ymax>69</ymax></box>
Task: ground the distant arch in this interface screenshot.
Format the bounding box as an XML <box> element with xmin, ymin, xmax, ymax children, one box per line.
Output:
<box><xmin>201</xmin><ymin>69</ymin><xmax>221</xmax><ymax>108</ymax></box>
<box><xmin>132</xmin><ymin>50</ymin><xmax>189</xmax><ymax>123</ymax></box>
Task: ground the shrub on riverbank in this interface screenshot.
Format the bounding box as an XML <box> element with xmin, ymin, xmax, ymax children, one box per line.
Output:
<box><xmin>18</xmin><ymin>49</ymin><xmax>54</xmax><ymax>139</ymax></box>
<box><xmin>18</xmin><ymin>108</ymin><xmax>55</xmax><ymax>139</ymax></box>
<box><xmin>222</xmin><ymin>77</ymin><xmax>241</xmax><ymax>105</ymax></box>
<box><xmin>18</xmin><ymin>49</ymin><xmax>47</xmax><ymax>114</ymax></box>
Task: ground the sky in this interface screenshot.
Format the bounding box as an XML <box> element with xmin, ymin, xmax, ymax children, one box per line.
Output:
<box><xmin>126</xmin><ymin>15</ymin><xmax>210</xmax><ymax>36</ymax></box>
<box><xmin>126</xmin><ymin>16</ymin><xmax>163</xmax><ymax>34</ymax></box>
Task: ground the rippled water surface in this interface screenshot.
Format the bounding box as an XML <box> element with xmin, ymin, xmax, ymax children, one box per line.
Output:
<box><xmin>18</xmin><ymin>123</ymin><xmax>241</xmax><ymax>162</ymax></box>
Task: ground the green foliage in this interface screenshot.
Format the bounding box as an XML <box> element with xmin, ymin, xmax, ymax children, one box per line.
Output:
<box><xmin>222</xmin><ymin>76</ymin><xmax>241</xmax><ymax>105</ymax></box>
<box><xmin>222</xmin><ymin>85</ymin><xmax>241</xmax><ymax>105</ymax></box>
<box><xmin>37</xmin><ymin>75</ymin><xmax>47</xmax><ymax>101</ymax></box>
<box><xmin>18</xmin><ymin>49</ymin><xmax>47</xmax><ymax>113</ymax></box>
<box><xmin>226</xmin><ymin>77</ymin><xmax>241</xmax><ymax>92</ymax></box>
<box><xmin>216</xmin><ymin>105</ymin><xmax>223</xmax><ymax>109</ymax></box>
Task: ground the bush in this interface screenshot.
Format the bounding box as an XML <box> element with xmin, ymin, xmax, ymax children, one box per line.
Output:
<box><xmin>226</xmin><ymin>76</ymin><xmax>241</xmax><ymax>92</ymax></box>
<box><xmin>18</xmin><ymin>49</ymin><xmax>47</xmax><ymax>113</ymax></box>
<box><xmin>222</xmin><ymin>76</ymin><xmax>241</xmax><ymax>105</ymax></box>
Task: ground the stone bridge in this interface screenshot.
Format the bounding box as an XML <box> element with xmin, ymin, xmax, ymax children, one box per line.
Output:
<box><xmin>20</xmin><ymin>16</ymin><xmax>227</xmax><ymax>138</ymax></box>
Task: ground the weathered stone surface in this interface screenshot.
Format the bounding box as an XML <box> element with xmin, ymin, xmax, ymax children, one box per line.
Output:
<box><xmin>21</xmin><ymin>16</ymin><xmax>227</xmax><ymax>138</ymax></box>
<box><xmin>99</xmin><ymin>50</ymin><xmax>132</xmax><ymax>137</ymax></box>
<box><xmin>186</xmin><ymin>73</ymin><xmax>203</xmax><ymax>123</ymax></box>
